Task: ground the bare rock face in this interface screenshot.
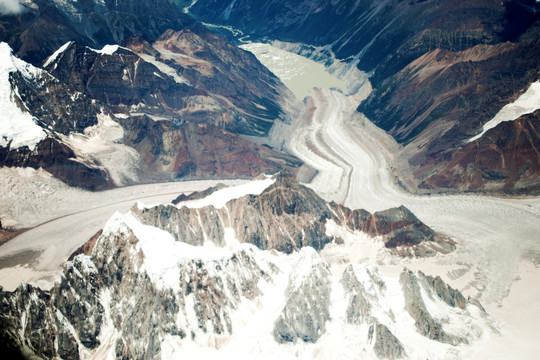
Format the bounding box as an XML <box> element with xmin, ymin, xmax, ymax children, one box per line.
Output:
<box><xmin>137</xmin><ymin>173</ymin><xmax>453</xmax><ymax>256</ymax></box>
<box><xmin>341</xmin><ymin>264</ymin><xmax>405</xmax><ymax>360</ymax></box>
<box><xmin>418</xmin><ymin>110</ymin><xmax>540</xmax><ymax>194</ymax></box>
<box><xmin>400</xmin><ymin>269</ymin><xmax>472</xmax><ymax>345</ymax></box>
<box><xmin>0</xmin><ymin>283</ymin><xmax>58</xmax><ymax>360</ymax></box>
<box><xmin>372</xmin><ymin>322</ymin><xmax>405</xmax><ymax>360</ymax></box>
<box><xmin>135</xmin><ymin>204</ymin><xmax>225</xmax><ymax>247</ymax></box>
<box><xmin>273</xmin><ymin>247</ymin><xmax>332</xmax><ymax>343</ymax></box>
<box><xmin>227</xmin><ymin>173</ymin><xmax>333</xmax><ymax>253</ymax></box>
<box><xmin>122</xmin><ymin>117</ymin><xmax>301</xmax><ymax>181</ymax></box>
<box><xmin>0</xmin><ymin>214</ymin><xmax>276</xmax><ymax>359</ymax></box>
<box><xmin>0</xmin><ymin>138</ymin><xmax>114</xmax><ymax>191</ymax></box>
<box><xmin>330</xmin><ymin>203</ymin><xmax>456</xmax><ymax>257</ymax></box>
<box><xmin>190</xmin><ymin>0</ymin><xmax>540</xmax><ymax>194</ymax></box>
<box><xmin>0</xmin><ymin>175</ymin><xmax>497</xmax><ymax>358</ymax></box>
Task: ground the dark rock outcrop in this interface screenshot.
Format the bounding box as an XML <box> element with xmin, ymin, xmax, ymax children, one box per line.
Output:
<box><xmin>0</xmin><ymin>215</ymin><xmax>276</xmax><ymax>359</ymax></box>
<box><xmin>1</xmin><ymin>0</ymin><xmax>194</xmax><ymax>65</ymax></box>
<box><xmin>0</xmin><ymin>138</ymin><xmax>113</xmax><ymax>191</ymax></box>
<box><xmin>330</xmin><ymin>203</ymin><xmax>456</xmax><ymax>256</ymax></box>
<box><xmin>400</xmin><ymin>269</ymin><xmax>470</xmax><ymax>345</ymax></box>
<box><xmin>122</xmin><ymin>116</ymin><xmax>302</xmax><ymax>180</ymax></box>
<box><xmin>418</xmin><ymin>109</ymin><xmax>540</xmax><ymax>194</ymax></box>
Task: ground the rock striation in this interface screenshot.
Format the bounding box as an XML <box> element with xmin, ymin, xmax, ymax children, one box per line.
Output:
<box><xmin>189</xmin><ymin>0</ymin><xmax>540</xmax><ymax>194</ymax></box>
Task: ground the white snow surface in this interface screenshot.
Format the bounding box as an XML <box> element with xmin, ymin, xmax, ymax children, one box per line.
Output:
<box><xmin>173</xmin><ymin>175</ymin><xmax>275</xmax><ymax>209</ymax></box>
<box><xmin>0</xmin><ymin>42</ymin><xmax>46</xmax><ymax>150</ymax></box>
<box><xmin>245</xmin><ymin>44</ymin><xmax>540</xmax><ymax>359</ymax></box>
<box><xmin>89</xmin><ymin>44</ymin><xmax>129</xmax><ymax>56</ymax></box>
<box><xmin>43</xmin><ymin>41</ymin><xmax>73</xmax><ymax>67</ymax></box>
<box><xmin>469</xmin><ymin>81</ymin><xmax>540</xmax><ymax>142</ymax></box>
<box><xmin>0</xmin><ymin>172</ymin><xmax>247</xmax><ymax>290</ymax></box>
<box><xmin>101</xmin><ymin>211</ymin><xmax>251</xmax><ymax>292</ymax></box>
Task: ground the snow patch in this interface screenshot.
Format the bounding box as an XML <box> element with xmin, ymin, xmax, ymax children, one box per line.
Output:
<box><xmin>103</xmin><ymin>211</ymin><xmax>251</xmax><ymax>292</ymax></box>
<box><xmin>174</xmin><ymin>176</ymin><xmax>275</xmax><ymax>209</ymax></box>
<box><xmin>43</xmin><ymin>41</ymin><xmax>73</xmax><ymax>68</ymax></box>
<box><xmin>0</xmin><ymin>42</ymin><xmax>46</xmax><ymax>150</ymax></box>
<box><xmin>469</xmin><ymin>81</ymin><xmax>540</xmax><ymax>142</ymax></box>
<box><xmin>89</xmin><ymin>44</ymin><xmax>130</xmax><ymax>56</ymax></box>
<box><xmin>138</xmin><ymin>53</ymin><xmax>191</xmax><ymax>85</ymax></box>
<box><xmin>61</xmin><ymin>111</ymin><xmax>141</xmax><ymax>186</ymax></box>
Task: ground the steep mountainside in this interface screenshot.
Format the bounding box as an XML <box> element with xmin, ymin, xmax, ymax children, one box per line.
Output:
<box><xmin>189</xmin><ymin>0</ymin><xmax>540</xmax><ymax>193</ymax></box>
<box><xmin>0</xmin><ymin>175</ymin><xmax>492</xmax><ymax>359</ymax></box>
<box><xmin>0</xmin><ymin>0</ymin><xmax>300</xmax><ymax>189</ymax></box>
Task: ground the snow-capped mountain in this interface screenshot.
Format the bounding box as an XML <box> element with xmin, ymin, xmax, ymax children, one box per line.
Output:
<box><xmin>0</xmin><ymin>174</ymin><xmax>493</xmax><ymax>359</ymax></box>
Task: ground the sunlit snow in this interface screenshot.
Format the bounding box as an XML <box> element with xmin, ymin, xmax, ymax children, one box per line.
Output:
<box><xmin>0</xmin><ymin>42</ymin><xmax>46</xmax><ymax>150</ymax></box>
<box><xmin>469</xmin><ymin>81</ymin><xmax>540</xmax><ymax>142</ymax></box>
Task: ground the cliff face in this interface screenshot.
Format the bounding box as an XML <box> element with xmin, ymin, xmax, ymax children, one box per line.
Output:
<box><xmin>189</xmin><ymin>0</ymin><xmax>540</xmax><ymax>194</ymax></box>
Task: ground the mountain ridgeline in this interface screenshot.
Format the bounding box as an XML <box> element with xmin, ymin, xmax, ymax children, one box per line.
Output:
<box><xmin>0</xmin><ymin>0</ymin><xmax>301</xmax><ymax>189</ymax></box>
<box><xmin>0</xmin><ymin>174</ymin><xmax>491</xmax><ymax>359</ymax></box>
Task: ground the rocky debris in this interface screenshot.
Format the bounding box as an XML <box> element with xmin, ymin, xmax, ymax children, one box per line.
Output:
<box><xmin>400</xmin><ymin>269</ymin><xmax>477</xmax><ymax>345</ymax></box>
<box><xmin>273</xmin><ymin>247</ymin><xmax>332</xmax><ymax>343</ymax></box>
<box><xmin>330</xmin><ymin>203</ymin><xmax>456</xmax><ymax>257</ymax></box>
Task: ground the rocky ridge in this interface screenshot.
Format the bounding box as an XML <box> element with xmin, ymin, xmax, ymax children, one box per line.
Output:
<box><xmin>137</xmin><ymin>173</ymin><xmax>455</xmax><ymax>256</ymax></box>
<box><xmin>0</xmin><ymin>0</ymin><xmax>302</xmax><ymax>189</ymax></box>
<box><xmin>0</xmin><ymin>175</ymin><xmax>493</xmax><ymax>359</ymax></box>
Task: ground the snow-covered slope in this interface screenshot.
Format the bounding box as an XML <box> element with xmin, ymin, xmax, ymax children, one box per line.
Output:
<box><xmin>0</xmin><ymin>42</ymin><xmax>46</xmax><ymax>150</ymax></box>
<box><xmin>0</xmin><ymin>175</ymin><xmax>497</xmax><ymax>359</ymax></box>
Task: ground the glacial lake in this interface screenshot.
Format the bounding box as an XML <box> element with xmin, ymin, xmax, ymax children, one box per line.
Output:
<box><xmin>240</xmin><ymin>43</ymin><xmax>347</xmax><ymax>100</ymax></box>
